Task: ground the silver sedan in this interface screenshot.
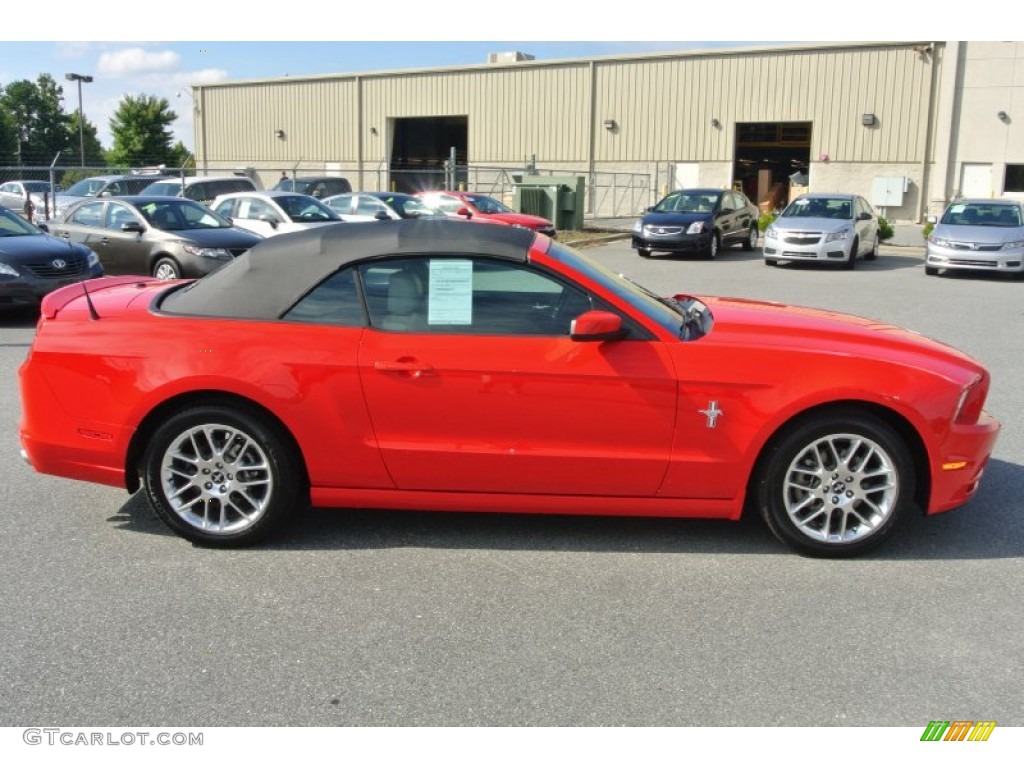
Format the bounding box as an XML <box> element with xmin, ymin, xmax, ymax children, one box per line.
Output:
<box><xmin>925</xmin><ymin>198</ymin><xmax>1024</xmax><ymax>276</ymax></box>
<box><xmin>763</xmin><ymin>193</ymin><xmax>880</xmax><ymax>269</ymax></box>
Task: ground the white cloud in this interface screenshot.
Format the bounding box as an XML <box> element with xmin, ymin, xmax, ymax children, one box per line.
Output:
<box><xmin>97</xmin><ymin>48</ymin><xmax>181</xmax><ymax>77</ymax></box>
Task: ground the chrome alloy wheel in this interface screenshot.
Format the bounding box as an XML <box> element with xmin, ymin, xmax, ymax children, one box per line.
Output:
<box><xmin>160</xmin><ymin>422</ymin><xmax>273</xmax><ymax>534</ymax></box>
<box><xmin>783</xmin><ymin>432</ymin><xmax>898</xmax><ymax>544</ymax></box>
<box><xmin>154</xmin><ymin>261</ymin><xmax>179</xmax><ymax>280</ymax></box>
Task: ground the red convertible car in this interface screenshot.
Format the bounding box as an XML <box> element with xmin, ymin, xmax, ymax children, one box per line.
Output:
<box><xmin>19</xmin><ymin>220</ymin><xmax>999</xmax><ymax>556</ymax></box>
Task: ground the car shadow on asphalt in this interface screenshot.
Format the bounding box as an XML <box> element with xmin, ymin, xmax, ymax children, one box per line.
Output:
<box><xmin>0</xmin><ymin>305</ymin><xmax>41</xmax><ymax>329</ymax></box>
<box><xmin>109</xmin><ymin>458</ymin><xmax>1024</xmax><ymax>560</ymax></box>
<box><xmin>768</xmin><ymin>253</ymin><xmax>923</xmax><ymax>272</ymax></box>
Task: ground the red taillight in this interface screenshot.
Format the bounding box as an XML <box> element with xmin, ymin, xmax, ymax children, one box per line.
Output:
<box><xmin>954</xmin><ymin>374</ymin><xmax>989</xmax><ymax>425</ymax></box>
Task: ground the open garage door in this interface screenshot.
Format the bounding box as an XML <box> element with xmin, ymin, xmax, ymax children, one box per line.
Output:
<box><xmin>734</xmin><ymin>122</ymin><xmax>811</xmax><ymax>212</ymax></box>
<box><xmin>390</xmin><ymin>116</ymin><xmax>468</xmax><ymax>193</ymax></box>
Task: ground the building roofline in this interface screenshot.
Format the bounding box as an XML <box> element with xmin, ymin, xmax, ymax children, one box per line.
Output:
<box><xmin>194</xmin><ymin>40</ymin><xmax>941</xmax><ymax>90</ymax></box>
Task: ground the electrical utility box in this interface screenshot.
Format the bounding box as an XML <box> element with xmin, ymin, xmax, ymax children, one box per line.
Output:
<box><xmin>871</xmin><ymin>176</ymin><xmax>909</xmax><ymax>208</ymax></box>
<box><xmin>513</xmin><ymin>175</ymin><xmax>586</xmax><ymax>232</ymax></box>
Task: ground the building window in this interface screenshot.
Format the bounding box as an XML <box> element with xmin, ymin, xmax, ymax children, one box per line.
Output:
<box><xmin>1006</xmin><ymin>165</ymin><xmax>1024</xmax><ymax>193</ymax></box>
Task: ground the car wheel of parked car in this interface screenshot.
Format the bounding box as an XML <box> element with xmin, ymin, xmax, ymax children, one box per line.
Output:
<box><xmin>765</xmin><ymin>258</ymin><xmax>778</xmax><ymax>267</ymax></box>
<box><xmin>865</xmin><ymin>237</ymin><xmax>879</xmax><ymax>261</ymax></box>
<box><xmin>707</xmin><ymin>233</ymin><xmax>720</xmax><ymax>260</ymax></box>
<box><xmin>843</xmin><ymin>239</ymin><xmax>858</xmax><ymax>270</ymax></box>
<box><xmin>143</xmin><ymin>404</ymin><xmax>305</xmax><ymax>547</ymax></box>
<box><xmin>754</xmin><ymin>409</ymin><xmax>915</xmax><ymax>558</ymax></box>
<box><xmin>637</xmin><ymin>248</ymin><xmax>651</xmax><ymax>258</ymax></box>
<box><xmin>153</xmin><ymin>257</ymin><xmax>182</xmax><ymax>280</ymax></box>
<box><xmin>743</xmin><ymin>226</ymin><xmax>759</xmax><ymax>251</ymax></box>
<box><xmin>925</xmin><ymin>266</ymin><xmax>940</xmax><ymax>276</ymax></box>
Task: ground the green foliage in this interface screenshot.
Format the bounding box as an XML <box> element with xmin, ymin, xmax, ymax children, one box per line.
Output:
<box><xmin>0</xmin><ymin>109</ymin><xmax>16</xmax><ymax>163</ymax></box>
<box><xmin>877</xmin><ymin>217</ymin><xmax>895</xmax><ymax>241</ymax></box>
<box><xmin>0</xmin><ymin>74</ymin><xmax>73</xmax><ymax>164</ymax></box>
<box><xmin>923</xmin><ymin>221</ymin><xmax>934</xmax><ymax>239</ymax></box>
<box><xmin>170</xmin><ymin>140</ymin><xmax>195</xmax><ymax>171</ymax></box>
<box><xmin>107</xmin><ymin>94</ymin><xmax>178</xmax><ymax>167</ymax></box>
<box><xmin>65</xmin><ymin>111</ymin><xmax>106</xmax><ymax>165</ymax></box>
<box><xmin>758</xmin><ymin>211</ymin><xmax>777</xmax><ymax>232</ymax></box>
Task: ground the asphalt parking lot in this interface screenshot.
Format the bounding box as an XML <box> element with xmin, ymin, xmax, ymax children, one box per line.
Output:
<box><xmin>1</xmin><ymin>239</ymin><xmax>1021</xmax><ymax>727</ymax></box>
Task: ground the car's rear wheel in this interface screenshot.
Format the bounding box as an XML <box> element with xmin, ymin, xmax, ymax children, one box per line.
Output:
<box><xmin>153</xmin><ymin>257</ymin><xmax>182</xmax><ymax>280</ymax></box>
<box><xmin>843</xmin><ymin>239</ymin><xmax>858</xmax><ymax>270</ymax></box>
<box><xmin>743</xmin><ymin>226</ymin><xmax>758</xmax><ymax>251</ymax></box>
<box><xmin>754</xmin><ymin>410</ymin><xmax>915</xmax><ymax>557</ymax></box>
<box><xmin>865</xmin><ymin>237</ymin><xmax>878</xmax><ymax>261</ymax></box>
<box><xmin>142</xmin><ymin>405</ymin><xmax>304</xmax><ymax>546</ymax></box>
<box><xmin>707</xmin><ymin>232</ymin><xmax>720</xmax><ymax>259</ymax></box>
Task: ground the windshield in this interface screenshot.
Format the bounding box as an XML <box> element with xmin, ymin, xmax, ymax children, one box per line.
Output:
<box><xmin>23</xmin><ymin>181</ymin><xmax>54</xmax><ymax>193</ymax></box>
<box><xmin>0</xmin><ymin>207</ymin><xmax>41</xmax><ymax>236</ymax></box>
<box><xmin>275</xmin><ymin>195</ymin><xmax>340</xmax><ymax>221</ymax></box>
<box><xmin>782</xmin><ymin>197</ymin><xmax>854</xmax><ymax>219</ymax></box>
<box><xmin>545</xmin><ymin>241</ymin><xmax>683</xmax><ymax>336</ymax></box>
<box><xmin>941</xmin><ymin>202</ymin><xmax>1022</xmax><ymax>228</ymax></box>
<box><xmin>653</xmin><ymin>191</ymin><xmax>720</xmax><ymax>214</ymax></box>
<box><xmin>137</xmin><ymin>200</ymin><xmax>233</xmax><ymax>231</ymax></box>
<box><xmin>142</xmin><ymin>181</ymin><xmax>183</xmax><ymax>196</ymax></box>
<box><xmin>464</xmin><ymin>195</ymin><xmax>513</xmax><ymax>214</ymax></box>
<box><xmin>64</xmin><ymin>178</ymin><xmax>108</xmax><ymax>197</ymax></box>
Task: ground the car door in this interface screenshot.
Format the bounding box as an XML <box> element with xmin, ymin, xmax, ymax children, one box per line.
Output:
<box><xmin>356</xmin><ymin>255</ymin><xmax>678</xmax><ymax>496</ymax></box>
<box><xmin>732</xmin><ymin>193</ymin><xmax>756</xmax><ymax>244</ymax></box>
<box><xmin>101</xmin><ymin>202</ymin><xmax>152</xmax><ymax>274</ymax></box>
<box><xmin>714</xmin><ymin>193</ymin><xmax>739</xmax><ymax>245</ymax></box>
<box><xmin>51</xmin><ymin>201</ymin><xmax>112</xmax><ymax>266</ymax></box>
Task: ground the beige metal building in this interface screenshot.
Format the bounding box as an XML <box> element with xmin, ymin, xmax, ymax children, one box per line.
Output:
<box><xmin>191</xmin><ymin>41</ymin><xmax>1024</xmax><ymax>222</ymax></box>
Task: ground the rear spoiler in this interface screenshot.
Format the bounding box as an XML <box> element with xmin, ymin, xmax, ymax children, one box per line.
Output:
<box><xmin>40</xmin><ymin>276</ymin><xmax>157</xmax><ymax>319</ymax></box>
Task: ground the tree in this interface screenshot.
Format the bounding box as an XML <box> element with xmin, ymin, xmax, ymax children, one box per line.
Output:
<box><xmin>66</xmin><ymin>111</ymin><xmax>105</xmax><ymax>166</ymax></box>
<box><xmin>170</xmin><ymin>140</ymin><xmax>194</xmax><ymax>170</ymax></box>
<box><xmin>0</xmin><ymin>108</ymin><xmax>17</xmax><ymax>163</ymax></box>
<box><xmin>107</xmin><ymin>94</ymin><xmax>178</xmax><ymax>167</ymax></box>
<box><xmin>0</xmin><ymin>74</ymin><xmax>72</xmax><ymax>165</ymax></box>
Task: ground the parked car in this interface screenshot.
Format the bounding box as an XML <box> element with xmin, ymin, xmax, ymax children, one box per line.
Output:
<box><xmin>632</xmin><ymin>188</ymin><xmax>759</xmax><ymax>258</ymax></box>
<box><xmin>141</xmin><ymin>176</ymin><xmax>259</xmax><ymax>206</ymax></box>
<box><xmin>925</xmin><ymin>198</ymin><xmax>1024</xmax><ymax>276</ymax></box>
<box><xmin>416</xmin><ymin>190</ymin><xmax>557</xmax><ymax>237</ymax></box>
<box><xmin>0</xmin><ymin>205</ymin><xmax>102</xmax><ymax>308</ymax></box>
<box><xmin>322</xmin><ymin>192</ymin><xmax>446</xmax><ymax>221</ymax></box>
<box><xmin>19</xmin><ymin>219</ymin><xmax>999</xmax><ymax>557</ymax></box>
<box><xmin>46</xmin><ymin>196</ymin><xmax>262</xmax><ymax>280</ymax></box>
<box><xmin>272</xmin><ymin>176</ymin><xmax>352</xmax><ymax>199</ymax></box>
<box><xmin>763</xmin><ymin>193</ymin><xmax>879</xmax><ymax>269</ymax></box>
<box><xmin>50</xmin><ymin>174</ymin><xmax>172</xmax><ymax>222</ymax></box>
<box><xmin>0</xmin><ymin>180</ymin><xmax>61</xmax><ymax>222</ymax></box>
<box><xmin>211</xmin><ymin>191</ymin><xmax>342</xmax><ymax>238</ymax></box>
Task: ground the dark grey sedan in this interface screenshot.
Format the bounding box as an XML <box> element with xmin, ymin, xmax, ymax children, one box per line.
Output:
<box><xmin>47</xmin><ymin>196</ymin><xmax>263</xmax><ymax>279</ymax></box>
<box><xmin>631</xmin><ymin>188</ymin><xmax>760</xmax><ymax>259</ymax></box>
<box><xmin>0</xmin><ymin>206</ymin><xmax>103</xmax><ymax>308</ymax></box>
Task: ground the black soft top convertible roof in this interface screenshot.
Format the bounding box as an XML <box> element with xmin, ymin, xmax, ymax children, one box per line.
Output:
<box><xmin>159</xmin><ymin>218</ymin><xmax>537</xmax><ymax>319</ymax></box>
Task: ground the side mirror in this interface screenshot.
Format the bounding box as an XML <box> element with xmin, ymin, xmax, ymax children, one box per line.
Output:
<box><xmin>643</xmin><ymin>206</ymin><xmax>654</xmax><ymax>213</ymax></box>
<box><xmin>858</xmin><ymin>211</ymin><xmax>872</xmax><ymax>221</ymax></box>
<box><xmin>374</xmin><ymin>210</ymin><xmax>391</xmax><ymax>221</ymax></box>
<box><xmin>457</xmin><ymin>207</ymin><xmax>472</xmax><ymax>219</ymax></box>
<box><xmin>258</xmin><ymin>214</ymin><xmax>279</xmax><ymax>229</ymax></box>
<box><xmin>570</xmin><ymin>310</ymin><xmax>627</xmax><ymax>342</ymax></box>
<box><xmin>121</xmin><ymin>221</ymin><xmax>144</xmax><ymax>233</ymax></box>
<box><xmin>37</xmin><ymin>223</ymin><xmax>49</xmax><ymax>233</ymax></box>
<box><xmin>926</xmin><ymin>215</ymin><xmax>938</xmax><ymax>225</ymax></box>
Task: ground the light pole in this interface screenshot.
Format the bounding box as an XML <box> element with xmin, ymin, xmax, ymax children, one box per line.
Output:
<box><xmin>65</xmin><ymin>72</ymin><xmax>93</xmax><ymax>167</ymax></box>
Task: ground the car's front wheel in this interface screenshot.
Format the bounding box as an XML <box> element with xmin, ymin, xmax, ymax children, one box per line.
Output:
<box><xmin>843</xmin><ymin>238</ymin><xmax>858</xmax><ymax>270</ymax></box>
<box><xmin>865</xmin><ymin>237</ymin><xmax>879</xmax><ymax>261</ymax></box>
<box><xmin>707</xmin><ymin>232</ymin><xmax>720</xmax><ymax>259</ymax></box>
<box><xmin>637</xmin><ymin>247</ymin><xmax>652</xmax><ymax>258</ymax></box>
<box><xmin>754</xmin><ymin>410</ymin><xmax>915</xmax><ymax>557</ymax></box>
<box><xmin>153</xmin><ymin>257</ymin><xmax>182</xmax><ymax>280</ymax></box>
<box><xmin>142</xmin><ymin>405</ymin><xmax>305</xmax><ymax>546</ymax></box>
<box><xmin>925</xmin><ymin>265</ymin><xmax>940</xmax><ymax>276</ymax></box>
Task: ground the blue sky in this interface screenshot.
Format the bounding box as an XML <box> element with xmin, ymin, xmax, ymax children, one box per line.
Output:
<box><xmin>0</xmin><ymin>4</ymin><xmax>965</xmax><ymax>152</ymax></box>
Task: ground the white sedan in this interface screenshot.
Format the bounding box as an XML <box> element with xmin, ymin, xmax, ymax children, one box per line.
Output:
<box><xmin>322</xmin><ymin>191</ymin><xmax>446</xmax><ymax>222</ymax></box>
<box><xmin>212</xmin><ymin>191</ymin><xmax>341</xmax><ymax>237</ymax></box>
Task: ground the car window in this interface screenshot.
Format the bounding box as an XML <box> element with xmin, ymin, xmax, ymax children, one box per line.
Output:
<box><xmin>64</xmin><ymin>178</ymin><xmax>108</xmax><ymax>197</ymax></box>
<box><xmin>282</xmin><ymin>268</ymin><xmax>364</xmax><ymax>326</ymax></box>
<box><xmin>213</xmin><ymin>200</ymin><xmax>235</xmax><ymax>218</ymax></box>
<box><xmin>138</xmin><ymin>200</ymin><xmax>232</xmax><ymax>230</ymax></box>
<box><xmin>0</xmin><ymin>183</ymin><xmax>14</xmax><ymax>194</ymax></box>
<box><xmin>359</xmin><ymin>257</ymin><xmax>594</xmax><ymax>336</ymax></box>
<box><xmin>0</xmin><ymin>206</ymin><xmax>40</xmax><ymax>235</ymax></box>
<box><xmin>70</xmin><ymin>201</ymin><xmax>105</xmax><ymax>227</ymax></box>
<box><xmin>655</xmin><ymin>192</ymin><xmax>720</xmax><ymax>214</ymax></box>
<box><xmin>143</xmin><ymin>181</ymin><xmax>183</xmax><ymax>196</ymax></box>
<box><xmin>463</xmin><ymin>195</ymin><xmax>511</xmax><ymax>214</ymax></box>
<box><xmin>783</xmin><ymin>197</ymin><xmax>853</xmax><ymax>219</ymax></box>
<box><xmin>106</xmin><ymin>203</ymin><xmax>141</xmax><ymax>229</ymax></box>
<box><xmin>421</xmin><ymin>194</ymin><xmax>464</xmax><ymax>213</ymax></box>
<box><xmin>275</xmin><ymin>195</ymin><xmax>338</xmax><ymax>221</ymax></box>
<box><xmin>356</xmin><ymin>196</ymin><xmax>388</xmax><ymax>216</ymax></box>
<box><xmin>942</xmin><ymin>202</ymin><xmax>1021</xmax><ymax>227</ymax></box>
<box><xmin>236</xmin><ymin>198</ymin><xmax>275</xmax><ymax>220</ymax></box>
<box><xmin>324</xmin><ymin>195</ymin><xmax>353</xmax><ymax>215</ymax></box>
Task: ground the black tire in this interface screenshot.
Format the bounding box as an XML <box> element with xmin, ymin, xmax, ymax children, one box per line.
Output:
<box><xmin>153</xmin><ymin>256</ymin><xmax>182</xmax><ymax>280</ymax></box>
<box><xmin>925</xmin><ymin>266</ymin><xmax>939</xmax><ymax>276</ymax></box>
<box><xmin>637</xmin><ymin>248</ymin><xmax>651</xmax><ymax>258</ymax></box>
<box><xmin>865</xmin><ymin>237</ymin><xmax>878</xmax><ymax>261</ymax></box>
<box><xmin>743</xmin><ymin>226</ymin><xmax>758</xmax><ymax>251</ymax></box>
<box><xmin>753</xmin><ymin>409</ymin><xmax>915</xmax><ymax>558</ymax></box>
<box><xmin>765</xmin><ymin>258</ymin><xmax>778</xmax><ymax>266</ymax></box>
<box><xmin>142</xmin><ymin>404</ymin><xmax>305</xmax><ymax>546</ymax></box>
<box><xmin>707</xmin><ymin>232</ymin><xmax>720</xmax><ymax>260</ymax></box>
<box><xmin>843</xmin><ymin>239</ymin><xmax>858</xmax><ymax>270</ymax></box>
